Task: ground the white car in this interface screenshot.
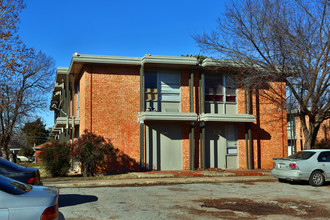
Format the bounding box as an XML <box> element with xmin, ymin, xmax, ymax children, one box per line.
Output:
<box><xmin>17</xmin><ymin>155</ymin><xmax>29</xmax><ymax>162</ymax></box>
<box><xmin>272</xmin><ymin>149</ymin><xmax>330</xmax><ymax>186</ymax></box>
<box><xmin>0</xmin><ymin>174</ymin><xmax>59</xmax><ymax>219</ymax></box>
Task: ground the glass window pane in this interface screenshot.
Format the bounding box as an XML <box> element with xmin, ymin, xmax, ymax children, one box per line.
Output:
<box><xmin>225</xmin><ymin>75</ymin><xmax>236</xmax><ymax>102</ymax></box>
<box><xmin>159</xmin><ymin>72</ymin><xmax>180</xmax><ymax>85</ymax></box>
<box><xmin>159</xmin><ymin>72</ymin><xmax>180</xmax><ymax>102</ymax></box>
<box><xmin>226</xmin><ymin>124</ymin><xmax>237</xmax><ymax>140</ymax></box>
<box><xmin>146</xmin><ymin>93</ymin><xmax>158</xmax><ymax>101</ymax></box>
<box><xmin>216</xmin><ymin>87</ymin><xmax>223</xmax><ymax>95</ymax></box>
<box><xmin>205</xmin><ymin>95</ymin><xmax>223</xmax><ymax>101</ymax></box>
<box><xmin>226</xmin><ymin>88</ymin><xmax>236</xmax><ymax>96</ymax></box>
<box><xmin>226</xmin><ymin>75</ymin><xmax>236</xmax><ymax>87</ymax></box>
<box><xmin>226</xmin><ymin>96</ymin><xmax>236</xmax><ymax>102</ymax></box>
<box><xmin>227</xmin><ymin>148</ymin><xmax>238</xmax><ymax>154</ymax></box>
<box><xmin>145</xmin><ymin>73</ymin><xmax>157</xmax><ymax>89</ymax></box>
<box><xmin>288</xmin><ymin>151</ymin><xmax>315</xmax><ymax>160</ymax></box>
<box><xmin>161</xmin><ymin>93</ymin><xmax>180</xmax><ymax>102</ymax></box>
<box><xmin>205</xmin><ymin>75</ymin><xmax>223</xmax><ymax>97</ymax></box>
<box><xmin>160</xmin><ymin>84</ymin><xmax>180</xmax><ymax>93</ymax></box>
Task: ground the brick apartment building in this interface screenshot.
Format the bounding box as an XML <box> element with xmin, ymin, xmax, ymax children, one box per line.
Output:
<box><xmin>49</xmin><ymin>53</ymin><xmax>288</xmax><ymax>172</ymax></box>
<box><xmin>287</xmin><ymin>112</ymin><xmax>330</xmax><ymax>155</ymax></box>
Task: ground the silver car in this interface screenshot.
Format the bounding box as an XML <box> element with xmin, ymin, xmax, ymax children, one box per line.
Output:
<box><xmin>0</xmin><ymin>174</ymin><xmax>59</xmax><ymax>220</ymax></box>
<box><xmin>271</xmin><ymin>149</ymin><xmax>330</xmax><ymax>186</ymax></box>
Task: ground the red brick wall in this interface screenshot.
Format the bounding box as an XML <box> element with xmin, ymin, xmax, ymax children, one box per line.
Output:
<box><xmin>181</xmin><ymin>123</ymin><xmax>190</xmax><ymax>170</ymax></box>
<box><xmin>317</xmin><ymin>120</ymin><xmax>330</xmax><ymax>142</ymax></box>
<box><xmin>79</xmin><ymin>68</ymin><xmax>91</xmax><ymax>133</ymax></box>
<box><xmin>295</xmin><ymin>117</ymin><xmax>330</xmax><ymax>151</ymax></box>
<box><xmin>237</xmin><ymin>85</ymin><xmax>247</xmax><ymax>168</ymax></box>
<box><xmin>294</xmin><ymin>117</ymin><xmax>302</xmax><ymax>151</ymax></box>
<box><xmin>181</xmin><ymin>69</ymin><xmax>190</xmax><ymax>113</ymax></box>
<box><xmin>237</xmin><ymin>82</ymin><xmax>288</xmax><ymax>169</ymax></box>
<box><xmin>78</xmin><ymin>65</ymin><xmax>141</xmax><ymax>170</ymax></box>
<box><xmin>181</xmin><ymin>69</ymin><xmax>192</xmax><ymax>170</ymax></box>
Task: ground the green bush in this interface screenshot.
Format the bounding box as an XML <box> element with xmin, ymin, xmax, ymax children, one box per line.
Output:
<box><xmin>73</xmin><ymin>130</ymin><xmax>114</xmax><ymax>177</ymax></box>
<box><xmin>40</xmin><ymin>141</ymin><xmax>72</xmax><ymax>177</ymax></box>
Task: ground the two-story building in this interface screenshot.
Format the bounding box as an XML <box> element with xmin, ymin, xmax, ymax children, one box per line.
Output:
<box><xmin>50</xmin><ymin>53</ymin><xmax>288</xmax><ymax>172</ymax></box>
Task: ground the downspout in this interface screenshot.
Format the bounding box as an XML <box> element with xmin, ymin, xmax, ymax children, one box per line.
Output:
<box><xmin>61</xmin><ymin>78</ymin><xmax>65</xmax><ymax>142</ymax></box>
<box><xmin>292</xmin><ymin>112</ymin><xmax>296</xmax><ymax>154</ymax></box>
<box><xmin>66</xmin><ymin>73</ymin><xmax>70</xmax><ymax>143</ymax></box>
<box><xmin>140</xmin><ymin>63</ymin><xmax>145</xmax><ymax>169</ymax></box>
<box><xmin>292</xmin><ymin>112</ymin><xmax>296</xmax><ymax>153</ymax></box>
<box><xmin>281</xmin><ymin>79</ymin><xmax>285</xmax><ymax>158</ymax></box>
<box><xmin>71</xmin><ymin>74</ymin><xmax>75</xmax><ymax>142</ymax></box>
<box><xmin>90</xmin><ymin>66</ymin><xmax>93</xmax><ymax>132</ymax></box>
<box><xmin>189</xmin><ymin>68</ymin><xmax>195</xmax><ymax>170</ymax></box>
<box><xmin>245</xmin><ymin>85</ymin><xmax>249</xmax><ymax>169</ymax></box>
<box><xmin>71</xmin><ymin>74</ymin><xmax>75</xmax><ymax>171</ymax></box>
<box><xmin>288</xmin><ymin>111</ymin><xmax>291</xmax><ymax>154</ymax></box>
<box><xmin>248</xmin><ymin>87</ymin><xmax>253</xmax><ymax>169</ymax></box>
<box><xmin>200</xmin><ymin>67</ymin><xmax>206</xmax><ymax>169</ymax></box>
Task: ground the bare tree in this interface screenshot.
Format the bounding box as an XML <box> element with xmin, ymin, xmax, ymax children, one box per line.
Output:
<box><xmin>9</xmin><ymin>130</ymin><xmax>27</xmax><ymax>149</ymax></box>
<box><xmin>0</xmin><ymin>0</ymin><xmax>25</xmax><ymax>69</ymax></box>
<box><xmin>194</xmin><ymin>0</ymin><xmax>330</xmax><ymax>149</ymax></box>
<box><xmin>0</xmin><ymin>45</ymin><xmax>55</xmax><ymax>159</ymax></box>
<box><xmin>0</xmin><ymin>0</ymin><xmax>54</xmax><ymax>159</ymax></box>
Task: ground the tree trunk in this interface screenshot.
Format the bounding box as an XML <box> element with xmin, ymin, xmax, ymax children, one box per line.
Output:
<box><xmin>301</xmin><ymin>117</ymin><xmax>321</xmax><ymax>150</ymax></box>
<box><xmin>0</xmin><ymin>135</ymin><xmax>11</xmax><ymax>160</ymax></box>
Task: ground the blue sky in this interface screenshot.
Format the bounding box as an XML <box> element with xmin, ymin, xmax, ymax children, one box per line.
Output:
<box><xmin>18</xmin><ymin>0</ymin><xmax>228</xmax><ymax>128</ymax></box>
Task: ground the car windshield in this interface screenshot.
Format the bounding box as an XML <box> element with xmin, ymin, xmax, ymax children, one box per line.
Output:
<box><xmin>288</xmin><ymin>151</ymin><xmax>315</xmax><ymax>160</ymax></box>
<box><xmin>0</xmin><ymin>175</ymin><xmax>32</xmax><ymax>195</ymax></box>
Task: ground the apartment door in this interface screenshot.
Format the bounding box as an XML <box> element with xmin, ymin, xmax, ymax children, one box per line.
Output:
<box><xmin>146</xmin><ymin>123</ymin><xmax>182</xmax><ymax>170</ymax></box>
<box><xmin>225</xmin><ymin>124</ymin><xmax>238</xmax><ymax>168</ymax></box>
<box><xmin>205</xmin><ymin>123</ymin><xmax>226</xmax><ymax>169</ymax></box>
<box><xmin>205</xmin><ymin>123</ymin><xmax>238</xmax><ymax>169</ymax></box>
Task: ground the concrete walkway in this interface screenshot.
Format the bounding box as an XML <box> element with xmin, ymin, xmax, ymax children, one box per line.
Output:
<box><xmin>42</xmin><ymin>169</ymin><xmax>276</xmax><ymax>188</ymax></box>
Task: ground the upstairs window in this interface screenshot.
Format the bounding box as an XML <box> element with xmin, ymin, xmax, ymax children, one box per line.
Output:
<box><xmin>145</xmin><ymin>71</ymin><xmax>180</xmax><ymax>112</ymax></box>
<box><xmin>205</xmin><ymin>74</ymin><xmax>236</xmax><ymax>103</ymax></box>
<box><xmin>145</xmin><ymin>73</ymin><xmax>158</xmax><ymax>111</ymax></box>
<box><xmin>205</xmin><ymin>74</ymin><xmax>237</xmax><ymax>114</ymax></box>
<box><xmin>205</xmin><ymin>76</ymin><xmax>223</xmax><ymax>102</ymax></box>
<box><xmin>159</xmin><ymin>72</ymin><xmax>180</xmax><ymax>103</ymax></box>
<box><xmin>226</xmin><ymin>76</ymin><xmax>236</xmax><ymax>102</ymax></box>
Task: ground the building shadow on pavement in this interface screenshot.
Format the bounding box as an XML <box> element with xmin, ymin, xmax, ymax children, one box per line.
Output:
<box><xmin>59</xmin><ymin>194</ymin><xmax>98</xmax><ymax>208</ymax></box>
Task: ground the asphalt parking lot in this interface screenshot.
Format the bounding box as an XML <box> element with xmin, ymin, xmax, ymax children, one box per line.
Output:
<box><xmin>57</xmin><ymin>178</ymin><xmax>330</xmax><ymax>220</ymax></box>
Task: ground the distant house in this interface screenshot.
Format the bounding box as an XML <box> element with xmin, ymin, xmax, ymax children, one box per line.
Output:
<box><xmin>287</xmin><ymin>111</ymin><xmax>330</xmax><ymax>155</ymax></box>
<box><xmin>33</xmin><ymin>142</ymin><xmax>52</xmax><ymax>163</ymax></box>
<box><xmin>49</xmin><ymin>53</ymin><xmax>287</xmax><ymax>172</ymax></box>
